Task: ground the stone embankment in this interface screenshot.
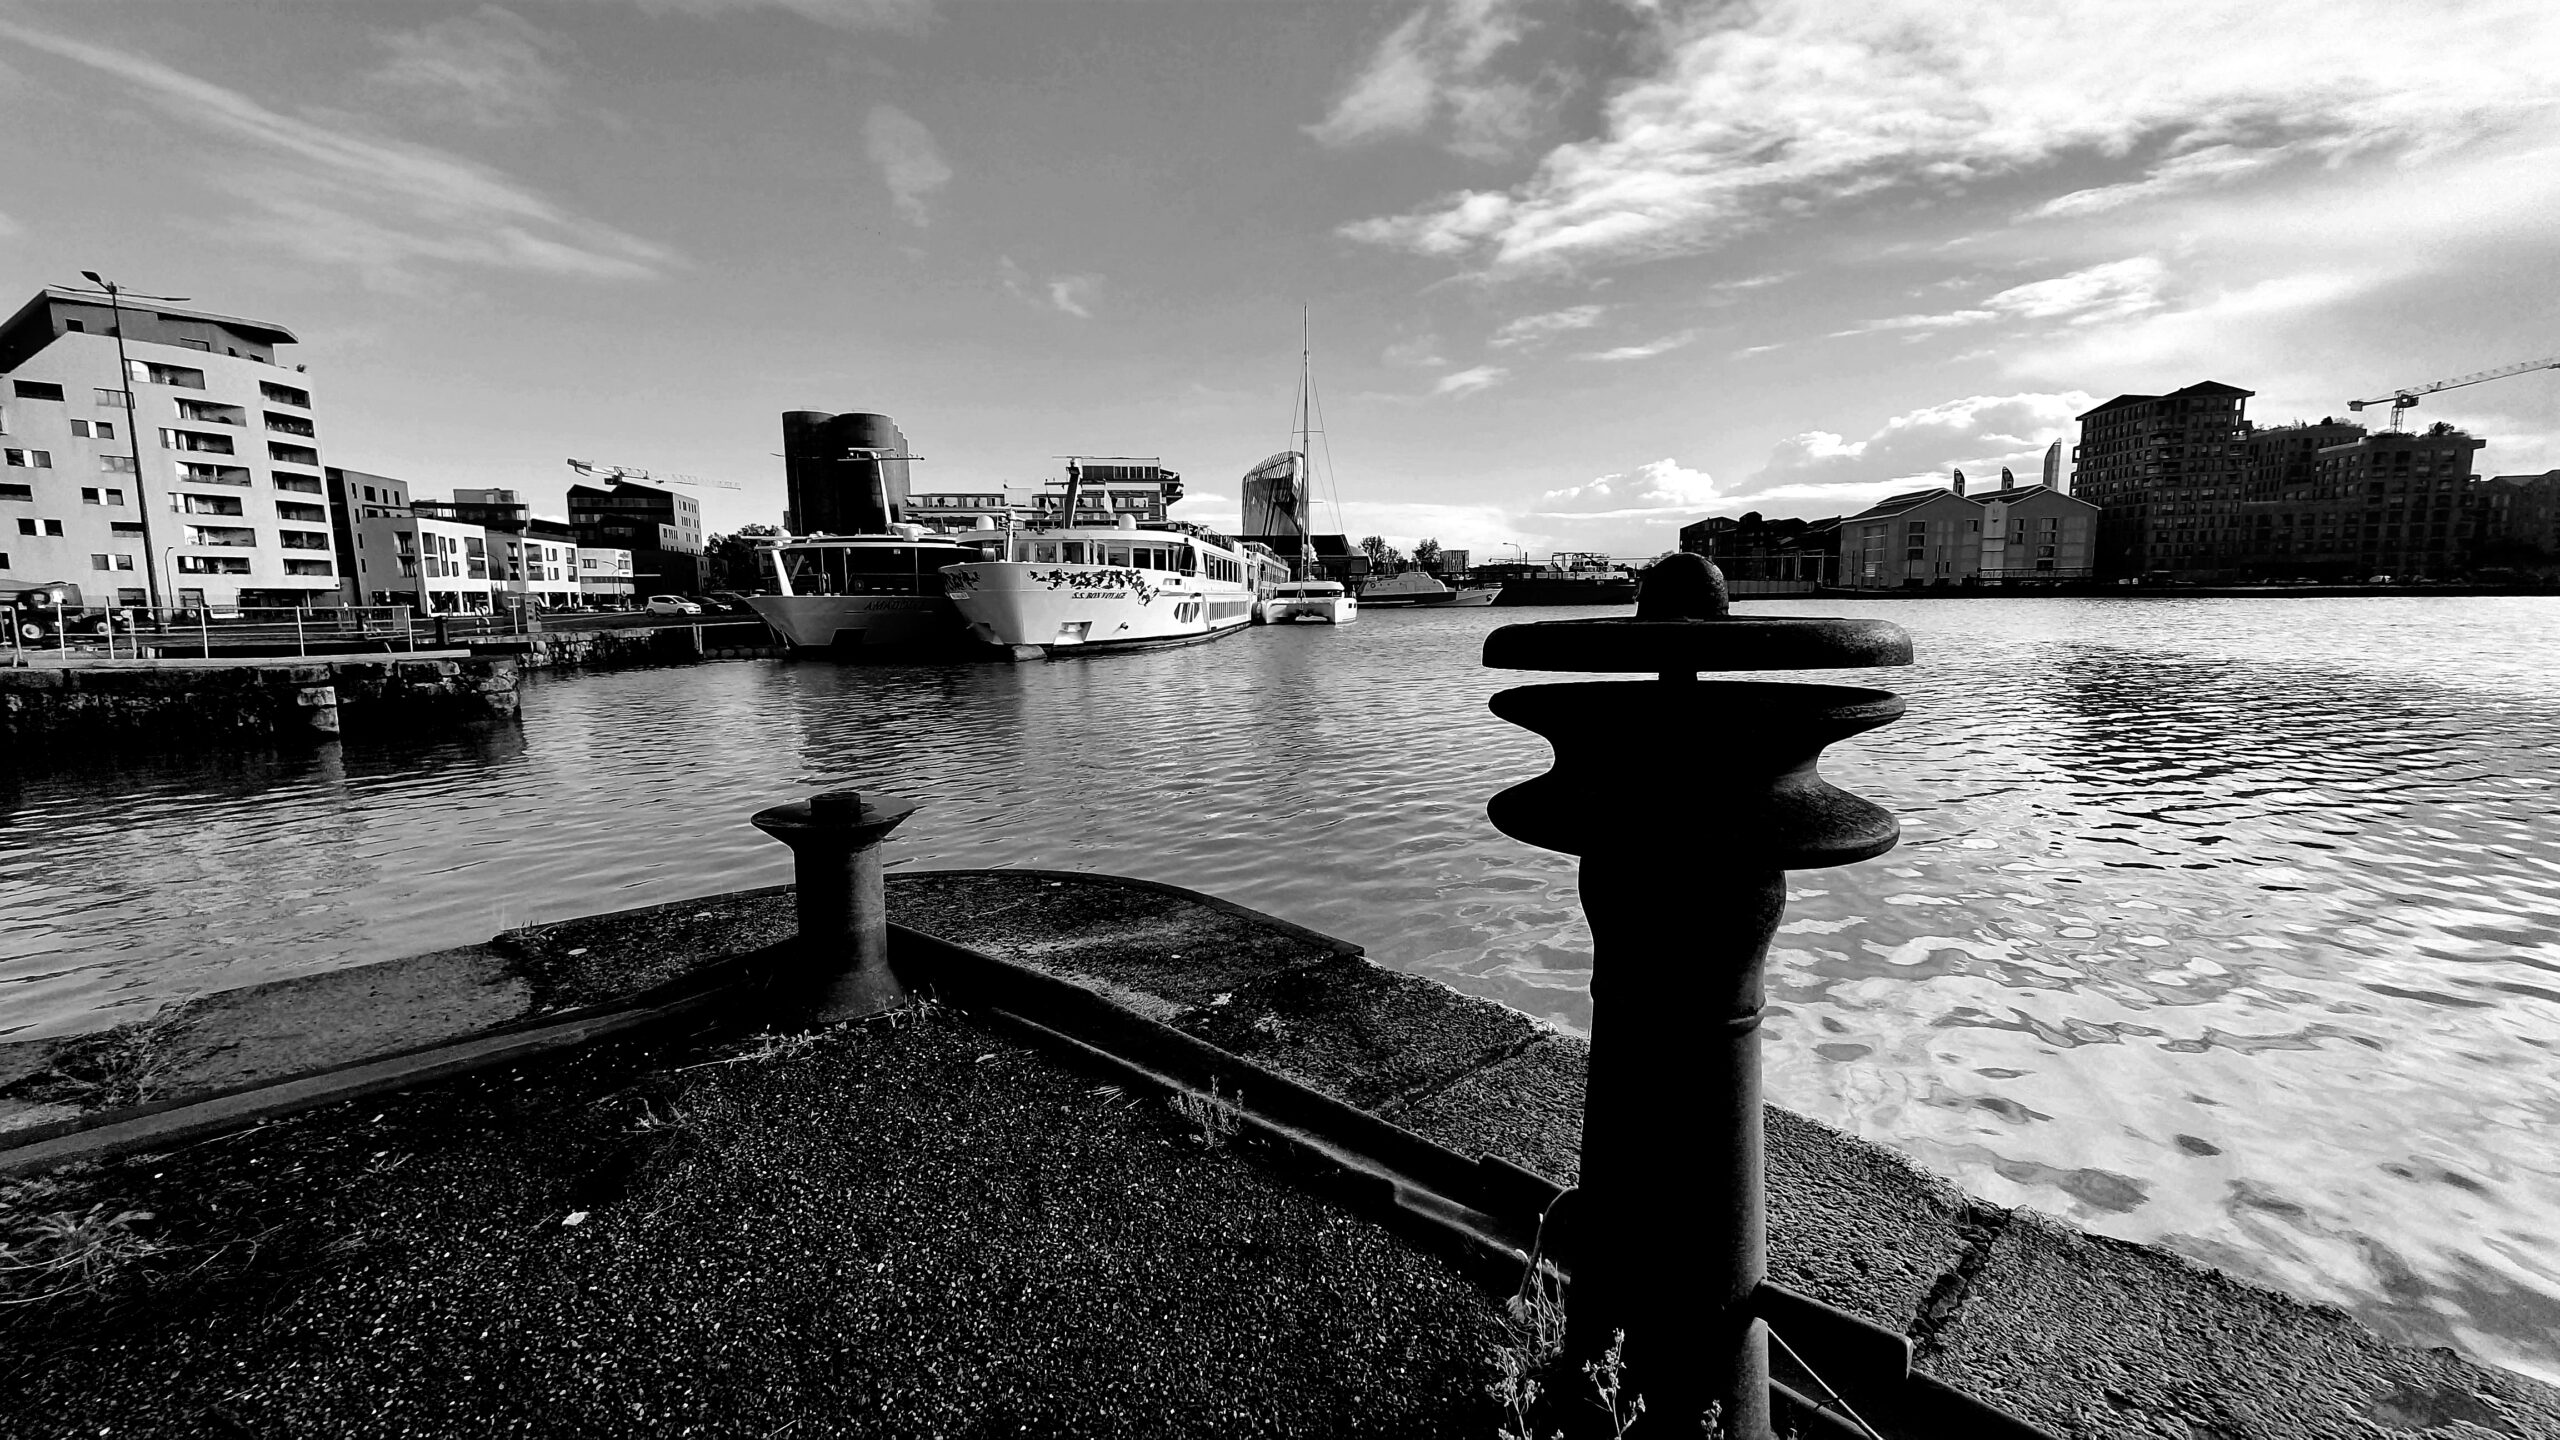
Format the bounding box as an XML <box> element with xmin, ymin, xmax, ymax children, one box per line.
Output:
<box><xmin>0</xmin><ymin>653</ymin><xmax>519</xmax><ymax>752</ymax></box>
<box><xmin>480</xmin><ymin>619</ymin><xmax>783</xmax><ymax>671</ymax></box>
<box><xmin>4</xmin><ymin>873</ymin><xmax>2553</xmax><ymax>1437</ymax></box>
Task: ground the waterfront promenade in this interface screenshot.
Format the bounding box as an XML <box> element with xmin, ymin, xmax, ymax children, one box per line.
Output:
<box><xmin>4</xmin><ymin>596</ymin><xmax>2557</xmax><ymax>1392</ymax></box>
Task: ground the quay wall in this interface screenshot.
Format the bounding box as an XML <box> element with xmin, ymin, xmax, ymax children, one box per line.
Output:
<box><xmin>0</xmin><ymin>655</ymin><xmax>519</xmax><ymax>753</ymax></box>
<box><xmin>478</xmin><ymin>620</ymin><xmax>783</xmax><ymax>672</ymax></box>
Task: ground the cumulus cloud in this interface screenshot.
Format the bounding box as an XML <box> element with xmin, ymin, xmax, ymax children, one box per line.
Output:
<box><xmin>1840</xmin><ymin>258</ymin><xmax>2167</xmax><ymax>335</ymax></box>
<box><xmin>1488</xmin><ymin>304</ymin><xmax>1604</xmax><ymax>349</ymax></box>
<box><xmin>0</xmin><ymin>19</ymin><xmax>675</xmax><ymax>285</ymax></box>
<box><xmin>1738</xmin><ymin>392</ymin><xmax>2095</xmax><ymax>513</ymax></box>
<box><xmin>1534</xmin><ymin>457</ymin><xmax>1720</xmax><ymax>521</ymax></box>
<box><xmin>1340</xmin><ymin>0</ymin><xmax>2560</xmax><ymax>273</ymax></box>
<box><xmin>864</xmin><ymin>103</ymin><xmax>952</xmax><ymax>228</ymax></box>
<box><xmin>1307</xmin><ymin>0</ymin><xmax>1552</xmax><ymax>161</ymax></box>
<box><xmin>372</xmin><ymin>6</ymin><xmax>569</xmax><ymax>128</ymax></box>
<box><xmin>1433</xmin><ymin>364</ymin><xmax>1507</xmax><ymax>397</ymax></box>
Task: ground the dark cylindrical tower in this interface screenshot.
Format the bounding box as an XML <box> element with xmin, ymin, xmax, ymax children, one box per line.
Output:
<box><xmin>781</xmin><ymin>411</ymin><xmax>911</xmax><ymax>535</ymax></box>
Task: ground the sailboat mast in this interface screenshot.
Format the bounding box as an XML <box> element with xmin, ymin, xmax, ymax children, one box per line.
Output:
<box><xmin>1296</xmin><ymin>310</ymin><xmax>1313</xmax><ymax>581</ymax></box>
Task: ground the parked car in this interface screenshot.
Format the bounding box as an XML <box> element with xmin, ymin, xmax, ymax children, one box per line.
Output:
<box><xmin>9</xmin><ymin>582</ymin><xmax>135</xmax><ymax>642</ymax></box>
<box><xmin>701</xmin><ymin>591</ymin><xmax>754</xmax><ymax>614</ymax></box>
<box><xmin>644</xmin><ymin>594</ymin><xmax>702</xmax><ymax>617</ymax></box>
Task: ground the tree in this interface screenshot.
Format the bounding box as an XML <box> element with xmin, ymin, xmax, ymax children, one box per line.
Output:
<box><xmin>1358</xmin><ymin>534</ymin><xmax>1407</xmax><ymax>571</ymax></box>
<box><xmin>1414</xmin><ymin>537</ymin><xmax>1443</xmax><ymax>572</ymax></box>
<box><xmin>706</xmin><ymin>524</ymin><xmax>781</xmax><ymax>589</ymax></box>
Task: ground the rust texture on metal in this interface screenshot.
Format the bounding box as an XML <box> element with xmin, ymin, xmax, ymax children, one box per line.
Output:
<box><xmin>1483</xmin><ymin>551</ymin><xmax>1913</xmax><ymax>1439</ymax></box>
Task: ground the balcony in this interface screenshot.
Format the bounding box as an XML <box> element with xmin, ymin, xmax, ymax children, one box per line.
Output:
<box><xmin>183</xmin><ymin>526</ymin><xmax>257</xmax><ymax>548</ymax></box>
<box><xmin>273</xmin><ymin>472</ymin><xmax>323</xmax><ymax>495</ymax></box>
<box><xmin>278</xmin><ymin>530</ymin><xmax>331</xmax><ymax>551</ymax></box>
<box><xmin>162</xmin><ymin>428</ymin><xmax>236</xmax><ymax>455</ymax></box>
<box><xmin>264</xmin><ymin>413</ymin><xmax>316</xmax><ymax>438</ymax></box>
<box><xmin>175</xmin><ymin>400</ymin><xmax>246</xmax><ymax>426</ymax></box>
<box><xmin>261</xmin><ymin>382</ymin><xmax>311</xmax><ymax>409</ymax></box>
<box><xmin>268</xmin><ymin>442</ymin><xmax>319</xmax><ymax>467</ymax></box>
<box><xmin>179</xmin><ymin>463</ymin><xmax>252</xmax><ymax>487</ymax></box>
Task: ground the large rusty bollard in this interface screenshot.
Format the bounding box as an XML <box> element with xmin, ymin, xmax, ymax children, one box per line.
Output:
<box><xmin>751</xmin><ymin>790</ymin><xmax>921</xmax><ymax>1021</ymax></box>
<box><xmin>1484</xmin><ymin>554</ymin><xmax>1910</xmax><ymax>1438</ymax></box>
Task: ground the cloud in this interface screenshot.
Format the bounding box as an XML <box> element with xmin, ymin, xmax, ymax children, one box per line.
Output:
<box><xmin>1841</xmin><ymin>257</ymin><xmax>2167</xmax><ymax>335</ymax></box>
<box><xmin>998</xmin><ymin>257</ymin><xmax>1101</xmax><ymax>319</ymax></box>
<box><xmin>1739</xmin><ymin>391</ymin><xmax>2094</xmax><ymax>514</ymax></box>
<box><xmin>863</xmin><ymin>103</ymin><xmax>952</xmax><ymax>228</ymax></box>
<box><xmin>2024</xmin><ymin>143</ymin><xmax>2286</xmax><ymax>220</ymax></box>
<box><xmin>371</xmin><ymin>6</ymin><xmax>569</xmax><ymax>128</ymax></box>
<box><xmin>1574</xmin><ymin>329</ymin><xmax>1699</xmax><ymax>362</ymax></box>
<box><xmin>1533</xmin><ymin>457</ymin><xmax>1719</xmax><ymax>522</ymax></box>
<box><xmin>0</xmin><ymin>19</ymin><xmax>676</xmax><ymax>285</ymax></box>
<box><xmin>588</xmin><ymin>0</ymin><xmax>933</xmax><ymax>32</ymax></box>
<box><xmin>1433</xmin><ymin>364</ymin><xmax>1507</xmax><ymax>397</ymax></box>
<box><xmin>1307</xmin><ymin>0</ymin><xmax>1551</xmax><ymax>161</ymax></box>
<box><xmin>1381</xmin><ymin>333</ymin><xmax>1447</xmax><ymax>368</ymax></box>
<box><xmin>1339</xmin><ymin>0</ymin><xmax>2560</xmax><ymax>274</ymax></box>
<box><xmin>1488</xmin><ymin>304</ymin><xmax>1604</xmax><ymax>349</ymax></box>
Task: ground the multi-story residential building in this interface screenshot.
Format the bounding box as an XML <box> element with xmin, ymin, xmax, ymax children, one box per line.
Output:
<box><xmin>576</xmin><ymin>547</ymin><xmax>636</xmax><ymax>605</ymax></box>
<box><xmin>2478</xmin><ymin>471</ymin><xmax>2560</xmax><ymax>571</ymax></box>
<box><xmin>1835</xmin><ymin>471</ymin><xmax>2098</xmax><ymax>588</ymax></box>
<box><xmin>1677</xmin><ymin>511</ymin><xmax>1842</xmax><ymax>586</ymax></box>
<box><xmin>2279</xmin><ymin>424</ymin><xmax>2487</xmax><ymax>579</ymax></box>
<box><xmin>0</xmin><ymin>288</ymin><xmax>339</xmax><ymax>612</ymax></box>
<box><xmin>327</xmin><ymin>466</ymin><xmax>493</xmax><ymax>613</ymax></box>
<box><xmin>568</xmin><ymin>477</ymin><xmax>703</xmax><ymax>594</ymax></box>
<box><xmin>2072</xmin><ymin>381</ymin><xmax>2254</xmax><ymax>577</ymax></box>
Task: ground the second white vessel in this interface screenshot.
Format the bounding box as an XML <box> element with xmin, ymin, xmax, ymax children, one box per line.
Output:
<box><xmin>939</xmin><ymin>458</ymin><xmax>1285</xmax><ymax>657</ymax></box>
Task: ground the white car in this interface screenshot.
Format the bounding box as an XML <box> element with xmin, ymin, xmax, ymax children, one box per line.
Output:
<box><xmin>644</xmin><ymin>595</ymin><xmax>702</xmax><ymax>617</ymax></box>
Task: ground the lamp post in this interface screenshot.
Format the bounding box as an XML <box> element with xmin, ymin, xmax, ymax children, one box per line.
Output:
<box><xmin>72</xmin><ymin>273</ymin><xmax>184</xmax><ymax>616</ymax></box>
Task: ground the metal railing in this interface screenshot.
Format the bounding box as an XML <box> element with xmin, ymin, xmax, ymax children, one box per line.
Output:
<box><xmin>4</xmin><ymin>603</ymin><xmax>420</xmax><ymax>663</ymax></box>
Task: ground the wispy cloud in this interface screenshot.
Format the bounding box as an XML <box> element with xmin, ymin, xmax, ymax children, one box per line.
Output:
<box><xmin>0</xmin><ymin>19</ymin><xmax>676</xmax><ymax>285</ymax></box>
<box><xmin>372</xmin><ymin>6</ymin><xmax>570</xmax><ymax>128</ymax></box>
<box><xmin>1340</xmin><ymin>0</ymin><xmax>2560</xmax><ymax>273</ymax></box>
<box><xmin>1488</xmin><ymin>304</ymin><xmax>1604</xmax><ymax>349</ymax></box>
<box><xmin>999</xmin><ymin>257</ymin><xmax>1101</xmax><ymax>319</ymax></box>
<box><xmin>1838</xmin><ymin>258</ymin><xmax>2167</xmax><ymax>336</ymax></box>
<box><xmin>1433</xmin><ymin>364</ymin><xmax>1507</xmax><ymax>397</ymax></box>
<box><xmin>595</xmin><ymin>0</ymin><xmax>934</xmax><ymax>32</ymax></box>
<box><xmin>864</xmin><ymin>103</ymin><xmax>952</xmax><ymax>227</ymax></box>
<box><xmin>2024</xmin><ymin>144</ymin><xmax>2285</xmax><ymax>220</ymax></box>
<box><xmin>1307</xmin><ymin>0</ymin><xmax>1551</xmax><ymax>162</ymax></box>
<box><xmin>1575</xmin><ymin>329</ymin><xmax>1699</xmax><ymax>362</ymax></box>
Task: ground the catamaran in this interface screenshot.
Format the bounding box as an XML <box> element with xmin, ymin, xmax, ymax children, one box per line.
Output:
<box><xmin>1250</xmin><ymin>332</ymin><xmax>1357</xmax><ymax>625</ymax></box>
<box><xmin>938</xmin><ymin>458</ymin><xmax>1286</xmax><ymax>656</ymax></box>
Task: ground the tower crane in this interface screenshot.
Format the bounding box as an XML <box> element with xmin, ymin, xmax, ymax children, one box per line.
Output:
<box><xmin>564</xmin><ymin>458</ymin><xmax>743</xmax><ymax>491</ymax></box>
<box><xmin>2349</xmin><ymin>356</ymin><xmax>2560</xmax><ymax>431</ymax></box>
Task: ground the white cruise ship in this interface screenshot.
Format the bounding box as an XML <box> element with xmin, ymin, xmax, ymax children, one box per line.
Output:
<box><xmin>939</xmin><ymin>460</ymin><xmax>1284</xmax><ymax>656</ymax></box>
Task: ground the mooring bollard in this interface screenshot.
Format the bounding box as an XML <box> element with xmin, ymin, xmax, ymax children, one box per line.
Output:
<box><xmin>1483</xmin><ymin>553</ymin><xmax>1911</xmax><ymax>1438</ymax></box>
<box><xmin>751</xmin><ymin>789</ymin><xmax>922</xmax><ymax>1021</ymax></box>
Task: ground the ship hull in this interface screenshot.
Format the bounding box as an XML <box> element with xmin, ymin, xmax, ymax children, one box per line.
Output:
<box><xmin>1492</xmin><ymin>578</ymin><xmax>1638</xmax><ymax>606</ymax></box>
<box><xmin>941</xmin><ymin>562</ymin><xmax>1257</xmax><ymax>652</ymax></box>
<box><xmin>744</xmin><ymin>593</ymin><xmax>974</xmax><ymax>652</ymax></box>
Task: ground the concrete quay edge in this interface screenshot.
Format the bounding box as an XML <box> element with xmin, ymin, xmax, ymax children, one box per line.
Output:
<box><xmin>2</xmin><ymin>870</ymin><xmax>2553</xmax><ymax>1439</ymax></box>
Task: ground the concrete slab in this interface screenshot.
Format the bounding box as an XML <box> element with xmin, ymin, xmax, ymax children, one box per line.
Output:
<box><xmin>1388</xmin><ymin>1032</ymin><xmax>1589</xmax><ymax>1190</ymax></box>
<box><xmin>1926</xmin><ymin>1209</ymin><xmax>2560</xmax><ymax>1439</ymax></box>
<box><xmin>1177</xmin><ymin>955</ymin><xmax>1545</xmax><ymax>1112</ymax></box>
<box><xmin>495</xmin><ymin>885</ymin><xmax>795</xmax><ymax>1009</ymax></box>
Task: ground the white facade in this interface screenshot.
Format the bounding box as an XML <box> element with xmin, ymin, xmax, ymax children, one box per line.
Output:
<box><xmin>576</xmin><ymin>547</ymin><xmax>635</xmax><ymax>605</ymax></box>
<box><xmin>0</xmin><ymin>289</ymin><xmax>339</xmax><ymax>610</ymax></box>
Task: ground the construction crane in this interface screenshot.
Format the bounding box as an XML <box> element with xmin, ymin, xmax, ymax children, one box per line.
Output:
<box><xmin>2349</xmin><ymin>357</ymin><xmax>2560</xmax><ymax>431</ymax></box>
<box><xmin>564</xmin><ymin>457</ymin><xmax>743</xmax><ymax>491</ymax></box>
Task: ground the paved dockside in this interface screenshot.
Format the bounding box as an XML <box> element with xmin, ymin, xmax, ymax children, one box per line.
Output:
<box><xmin>4</xmin><ymin>872</ymin><xmax>2557</xmax><ymax>1438</ymax></box>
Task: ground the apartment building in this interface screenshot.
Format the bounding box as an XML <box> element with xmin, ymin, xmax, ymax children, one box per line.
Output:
<box><xmin>567</xmin><ymin>477</ymin><xmax>703</xmax><ymax>593</ymax></box>
<box><xmin>577</xmin><ymin>547</ymin><xmax>636</xmax><ymax>605</ymax></box>
<box><xmin>2479</xmin><ymin>471</ymin><xmax>2560</xmax><ymax>569</ymax></box>
<box><xmin>0</xmin><ymin>288</ymin><xmax>339</xmax><ymax>611</ymax></box>
<box><xmin>2072</xmin><ymin>381</ymin><xmax>2254</xmax><ymax>577</ymax></box>
<box><xmin>1837</xmin><ymin>472</ymin><xmax>2098</xmax><ymax>587</ymax></box>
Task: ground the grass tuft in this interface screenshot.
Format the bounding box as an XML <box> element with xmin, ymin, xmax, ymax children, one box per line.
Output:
<box><xmin>1167</xmin><ymin>1079</ymin><xmax>1241</xmax><ymax>1149</ymax></box>
<box><xmin>0</xmin><ymin>1190</ymin><xmax>167</xmax><ymax>1307</ymax></box>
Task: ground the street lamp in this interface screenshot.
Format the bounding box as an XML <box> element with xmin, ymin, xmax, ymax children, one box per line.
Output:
<box><xmin>73</xmin><ymin>272</ymin><xmax>185</xmax><ymax>614</ymax></box>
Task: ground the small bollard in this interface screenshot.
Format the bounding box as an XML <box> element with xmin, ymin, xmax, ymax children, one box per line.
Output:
<box><xmin>1483</xmin><ymin>553</ymin><xmax>1911</xmax><ymax>1438</ymax></box>
<box><xmin>751</xmin><ymin>789</ymin><xmax>922</xmax><ymax>1021</ymax></box>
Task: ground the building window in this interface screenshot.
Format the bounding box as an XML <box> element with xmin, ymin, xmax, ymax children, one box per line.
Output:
<box><xmin>79</xmin><ymin>487</ymin><xmax>126</xmax><ymax>506</ymax></box>
<box><xmin>4</xmin><ymin>449</ymin><xmax>51</xmax><ymax>468</ymax></box>
<box><xmin>100</xmin><ymin>454</ymin><xmax>136</xmax><ymax>473</ymax></box>
<box><xmin>95</xmin><ymin>388</ymin><xmax>131</xmax><ymax>407</ymax></box>
<box><xmin>68</xmin><ymin>418</ymin><xmax>117</xmax><ymax>440</ymax></box>
<box><xmin>175</xmin><ymin>555</ymin><xmax>251</xmax><ymax>575</ymax></box>
<box><xmin>0</xmin><ymin>483</ymin><xmax>29</xmax><ymax>501</ymax></box>
<box><xmin>261</xmin><ymin>382</ymin><xmax>311</xmax><ymax>408</ymax></box>
<box><xmin>118</xmin><ymin>589</ymin><xmax>146</xmax><ymax>606</ymax></box>
<box><xmin>128</xmin><ymin>361</ymin><xmax>206</xmax><ymax>389</ymax></box>
<box><xmin>10</xmin><ymin>381</ymin><xmax>65</xmax><ymax>402</ymax></box>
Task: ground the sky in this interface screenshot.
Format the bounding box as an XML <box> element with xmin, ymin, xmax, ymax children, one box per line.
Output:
<box><xmin>3</xmin><ymin>0</ymin><xmax>2556</xmax><ymax>560</ymax></box>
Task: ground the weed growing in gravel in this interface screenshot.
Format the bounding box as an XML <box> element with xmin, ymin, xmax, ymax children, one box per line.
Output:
<box><xmin>0</xmin><ymin>1183</ymin><xmax>166</xmax><ymax>1306</ymax></box>
<box><xmin>1167</xmin><ymin>1079</ymin><xmax>1241</xmax><ymax>1148</ymax></box>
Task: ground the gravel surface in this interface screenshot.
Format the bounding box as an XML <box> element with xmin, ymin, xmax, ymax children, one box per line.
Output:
<box><xmin>1</xmin><ymin>1006</ymin><xmax>1505</xmax><ymax>1439</ymax></box>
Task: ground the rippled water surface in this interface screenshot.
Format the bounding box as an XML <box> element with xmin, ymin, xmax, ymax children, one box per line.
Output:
<box><xmin>6</xmin><ymin>597</ymin><xmax>2560</xmax><ymax>1383</ymax></box>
